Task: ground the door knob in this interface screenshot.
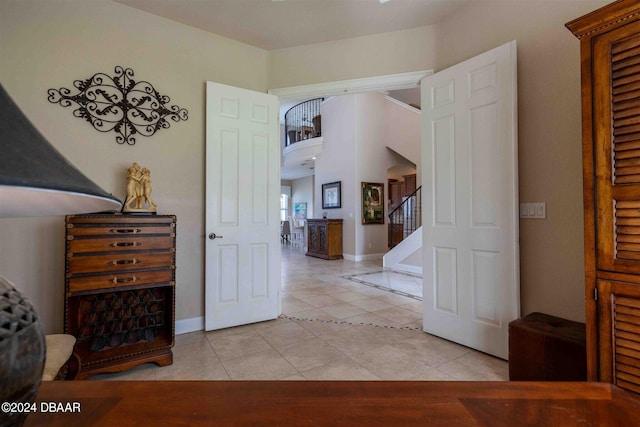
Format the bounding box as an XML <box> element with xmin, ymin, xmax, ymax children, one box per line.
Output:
<box><xmin>208</xmin><ymin>233</ymin><xmax>223</xmax><ymax>240</ymax></box>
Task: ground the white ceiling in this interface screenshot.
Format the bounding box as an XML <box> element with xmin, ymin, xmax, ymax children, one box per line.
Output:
<box><xmin>114</xmin><ymin>0</ymin><xmax>469</xmax><ymax>50</ymax></box>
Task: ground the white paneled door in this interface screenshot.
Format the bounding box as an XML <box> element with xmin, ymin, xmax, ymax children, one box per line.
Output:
<box><xmin>205</xmin><ymin>82</ymin><xmax>281</xmax><ymax>331</ymax></box>
<box><xmin>421</xmin><ymin>41</ymin><xmax>519</xmax><ymax>359</ymax></box>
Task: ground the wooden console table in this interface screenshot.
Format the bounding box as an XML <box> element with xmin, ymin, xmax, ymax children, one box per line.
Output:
<box><xmin>306</xmin><ymin>218</ymin><xmax>343</xmax><ymax>260</ymax></box>
<box><xmin>24</xmin><ymin>381</ymin><xmax>640</xmax><ymax>426</ymax></box>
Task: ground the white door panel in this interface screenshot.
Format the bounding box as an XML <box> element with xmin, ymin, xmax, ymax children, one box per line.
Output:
<box><xmin>205</xmin><ymin>82</ymin><xmax>280</xmax><ymax>331</ymax></box>
<box><xmin>422</xmin><ymin>41</ymin><xmax>519</xmax><ymax>359</ymax></box>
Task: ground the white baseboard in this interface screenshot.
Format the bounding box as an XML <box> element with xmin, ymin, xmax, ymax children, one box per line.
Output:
<box><xmin>175</xmin><ymin>316</ymin><xmax>204</xmax><ymax>335</ymax></box>
<box><xmin>343</xmin><ymin>253</ymin><xmax>385</xmax><ymax>262</ymax></box>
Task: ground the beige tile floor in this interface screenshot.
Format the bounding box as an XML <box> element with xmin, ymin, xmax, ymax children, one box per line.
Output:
<box><xmin>90</xmin><ymin>241</ymin><xmax>508</xmax><ymax>381</ymax></box>
<box><xmin>344</xmin><ymin>270</ymin><xmax>423</xmax><ymax>299</ymax></box>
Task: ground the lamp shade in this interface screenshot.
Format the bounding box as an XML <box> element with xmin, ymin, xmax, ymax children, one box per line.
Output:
<box><xmin>0</xmin><ymin>83</ymin><xmax>122</xmax><ymax>217</ymax></box>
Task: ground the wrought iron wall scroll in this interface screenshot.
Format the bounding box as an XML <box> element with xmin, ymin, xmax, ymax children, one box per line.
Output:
<box><xmin>47</xmin><ymin>66</ymin><xmax>188</xmax><ymax>145</ymax></box>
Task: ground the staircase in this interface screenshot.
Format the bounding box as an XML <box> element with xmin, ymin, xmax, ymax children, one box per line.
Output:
<box><xmin>388</xmin><ymin>186</ymin><xmax>421</xmax><ymax>249</ymax></box>
<box><xmin>384</xmin><ymin>186</ymin><xmax>422</xmax><ymax>275</ymax></box>
<box><xmin>380</xmin><ymin>95</ymin><xmax>423</xmax><ymax>275</ymax></box>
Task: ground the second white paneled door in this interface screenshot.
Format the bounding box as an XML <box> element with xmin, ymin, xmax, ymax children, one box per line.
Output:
<box><xmin>421</xmin><ymin>41</ymin><xmax>519</xmax><ymax>359</ymax></box>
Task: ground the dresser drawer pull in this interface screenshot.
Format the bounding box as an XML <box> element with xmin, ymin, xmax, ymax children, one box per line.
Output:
<box><xmin>109</xmin><ymin>258</ymin><xmax>139</xmax><ymax>266</ymax></box>
<box><xmin>111</xmin><ymin>275</ymin><xmax>138</xmax><ymax>284</ymax></box>
<box><xmin>110</xmin><ymin>241</ymin><xmax>141</xmax><ymax>248</ymax></box>
<box><xmin>110</xmin><ymin>228</ymin><xmax>141</xmax><ymax>234</ymax></box>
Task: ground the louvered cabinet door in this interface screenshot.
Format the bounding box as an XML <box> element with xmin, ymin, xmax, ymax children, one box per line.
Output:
<box><xmin>598</xmin><ymin>280</ymin><xmax>640</xmax><ymax>394</ymax></box>
<box><xmin>595</xmin><ymin>21</ymin><xmax>640</xmax><ymax>274</ymax></box>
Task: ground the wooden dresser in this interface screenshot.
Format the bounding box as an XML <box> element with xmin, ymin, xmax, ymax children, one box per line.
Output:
<box><xmin>64</xmin><ymin>214</ymin><xmax>176</xmax><ymax>379</ymax></box>
<box><xmin>306</xmin><ymin>219</ymin><xmax>343</xmax><ymax>260</ymax></box>
<box><xmin>567</xmin><ymin>0</ymin><xmax>640</xmax><ymax>393</ymax></box>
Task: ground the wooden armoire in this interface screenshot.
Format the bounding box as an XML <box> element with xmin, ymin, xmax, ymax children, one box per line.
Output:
<box><xmin>567</xmin><ymin>0</ymin><xmax>640</xmax><ymax>393</ymax></box>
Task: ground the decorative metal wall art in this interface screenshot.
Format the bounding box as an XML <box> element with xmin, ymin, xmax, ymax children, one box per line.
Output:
<box><xmin>47</xmin><ymin>66</ymin><xmax>188</xmax><ymax>145</ymax></box>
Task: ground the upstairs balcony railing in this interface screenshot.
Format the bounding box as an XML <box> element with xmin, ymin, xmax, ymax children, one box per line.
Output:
<box><xmin>285</xmin><ymin>98</ymin><xmax>323</xmax><ymax>146</ymax></box>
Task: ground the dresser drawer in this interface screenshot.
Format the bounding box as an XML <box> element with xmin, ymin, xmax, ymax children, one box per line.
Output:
<box><xmin>68</xmin><ymin>251</ymin><xmax>175</xmax><ymax>274</ymax></box>
<box><xmin>67</xmin><ymin>224</ymin><xmax>174</xmax><ymax>237</ymax></box>
<box><xmin>68</xmin><ymin>269</ymin><xmax>174</xmax><ymax>293</ymax></box>
<box><xmin>67</xmin><ymin>236</ymin><xmax>174</xmax><ymax>255</ymax></box>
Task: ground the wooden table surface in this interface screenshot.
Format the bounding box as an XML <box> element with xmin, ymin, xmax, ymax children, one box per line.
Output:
<box><xmin>23</xmin><ymin>380</ymin><xmax>640</xmax><ymax>426</ymax></box>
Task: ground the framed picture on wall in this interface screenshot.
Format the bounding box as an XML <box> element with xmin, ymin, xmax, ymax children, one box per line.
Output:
<box><xmin>322</xmin><ymin>181</ymin><xmax>341</xmax><ymax>209</ymax></box>
<box><xmin>294</xmin><ymin>202</ymin><xmax>307</xmax><ymax>220</ymax></box>
<box><xmin>362</xmin><ymin>182</ymin><xmax>384</xmax><ymax>224</ymax></box>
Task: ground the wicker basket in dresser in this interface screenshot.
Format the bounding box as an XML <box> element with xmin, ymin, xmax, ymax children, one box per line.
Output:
<box><xmin>64</xmin><ymin>214</ymin><xmax>176</xmax><ymax>379</ymax></box>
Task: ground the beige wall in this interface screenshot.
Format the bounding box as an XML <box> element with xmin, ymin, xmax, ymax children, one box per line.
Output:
<box><xmin>384</xmin><ymin>97</ymin><xmax>421</xmax><ymax>184</ymax></box>
<box><xmin>292</xmin><ymin>176</ymin><xmax>314</xmax><ymax>220</ymax></box>
<box><xmin>0</xmin><ymin>0</ymin><xmax>614</xmax><ymax>333</ymax></box>
<box><xmin>268</xmin><ymin>26</ymin><xmax>438</xmax><ymax>89</ymax></box>
<box><xmin>0</xmin><ymin>0</ymin><xmax>268</xmax><ymax>333</ymax></box>
<box><xmin>354</xmin><ymin>93</ymin><xmax>392</xmax><ymax>257</ymax></box>
<box><xmin>315</xmin><ymin>96</ymin><xmax>357</xmax><ymax>255</ymax></box>
<box><xmin>433</xmin><ymin>0</ymin><xmax>609</xmax><ymax>322</ymax></box>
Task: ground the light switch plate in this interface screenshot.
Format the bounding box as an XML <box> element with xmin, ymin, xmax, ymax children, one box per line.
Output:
<box><xmin>520</xmin><ymin>202</ymin><xmax>546</xmax><ymax>219</ymax></box>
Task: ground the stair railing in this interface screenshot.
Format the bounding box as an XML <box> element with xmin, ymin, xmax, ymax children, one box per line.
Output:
<box><xmin>388</xmin><ymin>186</ymin><xmax>421</xmax><ymax>249</ymax></box>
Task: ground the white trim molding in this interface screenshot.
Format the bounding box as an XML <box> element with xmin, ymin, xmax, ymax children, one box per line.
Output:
<box><xmin>269</xmin><ymin>70</ymin><xmax>433</xmax><ymax>100</ymax></box>
<box><xmin>176</xmin><ymin>316</ymin><xmax>204</xmax><ymax>335</ymax></box>
<box><xmin>384</xmin><ymin>95</ymin><xmax>422</xmax><ymax>115</ymax></box>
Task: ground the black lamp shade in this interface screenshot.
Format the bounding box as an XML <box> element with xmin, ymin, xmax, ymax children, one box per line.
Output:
<box><xmin>0</xmin><ymin>83</ymin><xmax>122</xmax><ymax>217</ymax></box>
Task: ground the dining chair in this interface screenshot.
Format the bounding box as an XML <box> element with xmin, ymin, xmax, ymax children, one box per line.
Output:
<box><xmin>289</xmin><ymin>216</ymin><xmax>304</xmax><ymax>240</ymax></box>
<box><xmin>281</xmin><ymin>220</ymin><xmax>291</xmax><ymax>243</ymax></box>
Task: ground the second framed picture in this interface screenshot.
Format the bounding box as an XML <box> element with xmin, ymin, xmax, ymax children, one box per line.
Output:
<box><xmin>322</xmin><ymin>181</ymin><xmax>341</xmax><ymax>209</ymax></box>
<box><xmin>362</xmin><ymin>182</ymin><xmax>384</xmax><ymax>224</ymax></box>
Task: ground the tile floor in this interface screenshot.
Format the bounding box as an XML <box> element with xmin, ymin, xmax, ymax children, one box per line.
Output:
<box><xmin>344</xmin><ymin>270</ymin><xmax>423</xmax><ymax>300</ymax></box>
<box><xmin>90</xmin><ymin>242</ymin><xmax>508</xmax><ymax>381</ymax></box>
